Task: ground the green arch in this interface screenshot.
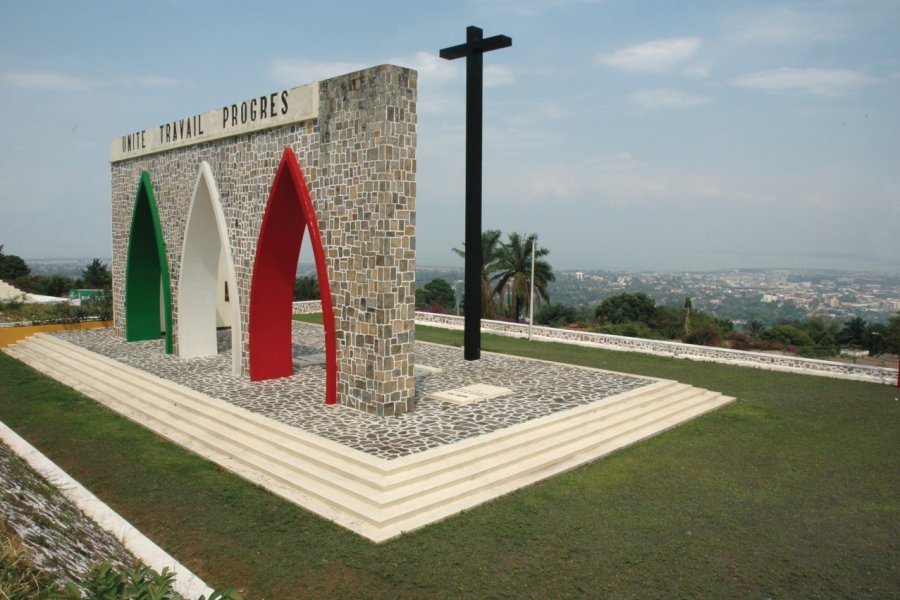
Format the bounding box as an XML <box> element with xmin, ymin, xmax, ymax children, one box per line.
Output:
<box><xmin>125</xmin><ymin>171</ymin><xmax>173</xmax><ymax>354</ymax></box>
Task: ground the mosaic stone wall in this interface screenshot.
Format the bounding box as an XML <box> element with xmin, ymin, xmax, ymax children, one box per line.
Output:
<box><xmin>111</xmin><ymin>65</ymin><xmax>417</xmax><ymax>415</ymax></box>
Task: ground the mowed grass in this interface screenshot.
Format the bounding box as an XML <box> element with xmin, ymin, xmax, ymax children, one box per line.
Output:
<box><xmin>0</xmin><ymin>319</ymin><xmax>897</xmax><ymax>598</ymax></box>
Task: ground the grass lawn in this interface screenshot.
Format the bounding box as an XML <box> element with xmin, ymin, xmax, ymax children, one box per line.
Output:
<box><xmin>0</xmin><ymin>320</ymin><xmax>897</xmax><ymax>598</ymax></box>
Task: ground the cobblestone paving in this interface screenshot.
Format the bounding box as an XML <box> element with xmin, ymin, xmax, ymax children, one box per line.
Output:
<box><xmin>54</xmin><ymin>324</ymin><xmax>653</xmax><ymax>460</ymax></box>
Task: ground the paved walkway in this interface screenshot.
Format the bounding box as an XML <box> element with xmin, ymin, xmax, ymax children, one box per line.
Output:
<box><xmin>55</xmin><ymin>323</ymin><xmax>653</xmax><ymax>460</ymax></box>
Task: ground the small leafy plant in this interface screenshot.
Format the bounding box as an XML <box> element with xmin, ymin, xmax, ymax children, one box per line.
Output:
<box><xmin>54</xmin><ymin>560</ymin><xmax>242</xmax><ymax>600</ymax></box>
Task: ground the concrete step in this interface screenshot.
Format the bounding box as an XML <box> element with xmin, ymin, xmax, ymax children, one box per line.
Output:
<box><xmin>4</xmin><ymin>333</ymin><xmax>735</xmax><ymax>542</ymax></box>
<box><xmin>18</xmin><ymin>335</ymin><xmax>720</xmax><ymax>505</ymax></box>
<box><xmin>15</xmin><ymin>335</ymin><xmax>693</xmax><ymax>493</ymax></box>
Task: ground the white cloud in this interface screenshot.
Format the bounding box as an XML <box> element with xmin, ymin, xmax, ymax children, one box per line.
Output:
<box><xmin>5</xmin><ymin>70</ymin><xmax>191</xmax><ymax>92</ymax></box>
<box><xmin>682</xmin><ymin>64</ymin><xmax>710</xmax><ymax>78</ymax></box>
<box><xmin>509</xmin><ymin>154</ymin><xmax>660</xmax><ymax>204</ymax></box>
<box><xmin>387</xmin><ymin>51</ymin><xmax>461</xmax><ymax>86</ymax></box>
<box><xmin>507</xmin><ymin>153</ymin><xmax>780</xmax><ymax>210</ymax></box>
<box><xmin>733</xmin><ymin>68</ymin><xmax>876</xmax><ymax>97</ymax></box>
<box><xmin>4</xmin><ymin>70</ymin><xmax>94</xmax><ymax>91</ymax></box>
<box><xmin>269</xmin><ymin>59</ymin><xmax>368</xmax><ymax>86</ymax></box>
<box><xmin>481</xmin><ymin>0</ymin><xmax>604</xmax><ymax>18</ymax></box>
<box><xmin>598</xmin><ymin>37</ymin><xmax>702</xmax><ymax>73</ymax></box>
<box><xmin>628</xmin><ymin>88</ymin><xmax>712</xmax><ymax>110</ymax></box>
<box><xmin>727</xmin><ymin>6</ymin><xmax>848</xmax><ymax>46</ymax></box>
<box><xmin>269</xmin><ymin>51</ymin><xmax>513</xmax><ymax>95</ymax></box>
<box><xmin>484</xmin><ymin>64</ymin><xmax>515</xmax><ymax>87</ymax></box>
<box><xmin>118</xmin><ymin>75</ymin><xmax>181</xmax><ymax>89</ymax></box>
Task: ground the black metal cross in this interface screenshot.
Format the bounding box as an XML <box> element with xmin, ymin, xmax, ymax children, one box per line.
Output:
<box><xmin>440</xmin><ymin>25</ymin><xmax>512</xmax><ymax>361</ymax></box>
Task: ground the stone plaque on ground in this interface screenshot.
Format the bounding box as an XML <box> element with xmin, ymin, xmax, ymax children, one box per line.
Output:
<box><xmin>429</xmin><ymin>383</ymin><xmax>512</xmax><ymax>406</ymax></box>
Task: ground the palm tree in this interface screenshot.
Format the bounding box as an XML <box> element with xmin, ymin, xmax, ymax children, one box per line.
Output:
<box><xmin>748</xmin><ymin>320</ymin><xmax>765</xmax><ymax>338</ymax></box>
<box><xmin>452</xmin><ymin>229</ymin><xmax>503</xmax><ymax>318</ymax></box>
<box><xmin>492</xmin><ymin>232</ymin><xmax>554</xmax><ymax>322</ymax></box>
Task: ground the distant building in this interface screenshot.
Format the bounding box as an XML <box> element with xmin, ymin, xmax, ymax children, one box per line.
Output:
<box><xmin>575</xmin><ymin>272</ymin><xmax>584</xmax><ymax>281</ymax></box>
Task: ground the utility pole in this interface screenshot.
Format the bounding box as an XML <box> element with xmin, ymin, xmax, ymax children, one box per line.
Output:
<box><xmin>529</xmin><ymin>234</ymin><xmax>536</xmax><ymax>341</ymax></box>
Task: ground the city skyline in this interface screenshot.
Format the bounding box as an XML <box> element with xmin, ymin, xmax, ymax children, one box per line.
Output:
<box><xmin>1</xmin><ymin>1</ymin><xmax>897</xmax><ymax>272</ymax></box>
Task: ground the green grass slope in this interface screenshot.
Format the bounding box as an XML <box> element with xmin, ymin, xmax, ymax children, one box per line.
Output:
<box><xmin>0</xmin><ymin>323</ymin><xmax>897</xmax><ymax>599</ymax></box>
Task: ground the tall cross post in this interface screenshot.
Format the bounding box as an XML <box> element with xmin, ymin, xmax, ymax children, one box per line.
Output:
<box><xmin>440</xmin><ymin>25</ymin><xmax>512</xmax><ymax>361</ymax></box>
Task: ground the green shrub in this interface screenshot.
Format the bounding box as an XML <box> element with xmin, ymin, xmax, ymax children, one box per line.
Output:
<box><xmin>535</xmin><ymin>302</ymin><xmax>580</xmax><ymax>327</ymax></box>
<box><xmin>55</xmin><ymin>560</ymin><xmax>243</xmax><ymax>600</ymax></box>
<box><xmin>684</xmin><ymin>325</ymin><xmax>722</xmax><ymax>347</ymax></box>
<box><xmin>761</xmin><ymin>324</ymin><xmax>813</xmax><ymax>347</ymax></box>
<box><xmin>83</xmin><ymin>289</ymin><xmax>113</xmax><ymax>321</ymax></box>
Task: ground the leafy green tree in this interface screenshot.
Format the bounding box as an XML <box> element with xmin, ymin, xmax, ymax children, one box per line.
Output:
<box><xmin>491</xmin><ymin>232</ymin><xmax>554</xmax><ymax>322</ymax></box>
<box><xmin>884</xmin><ymin>312</ymin><xmax>900</xmax><ymax>355</ymax></box>
<box><xmin>839</xmin><ymin>316</ymin><xmax>867</xmax><ymax>347</ymax></box>
<box><xmin>81</xmin><ymin>258</ymin><xmax>111</xmax><ymax>289</ymax></box>
<box><xmin>684</xmin><ymin>325</ymin><xmax>722</xmax><ymax>346</ymax></box>
<box><xmin>748</xmin><ymin>320</ymin><xmax>766</xmax><ymax>338</ymax></box>
<box><xmin>420</xmin><ymin>278</ymin><xmax>456</xmax><ymax>310</ymax></box>
<box><xmin>800</xmin><ymin>317</ymin><xmax>839</xmax><ymax>354</ymax></box>
<box><xmin>761</xmin><ymin>324</ymin><xmax>813</xmax><ymax>347</ymax></box>
<box><xmin>17</xmin><ymin>274</ymin><xmax>77</xmax><ymax>297</ymax></box>
<box><xmin>535</xmin><ymin>302</ymin><xmax>579</xmax><ymax>327</ymax></box>
<box><xmin>0</xmin><ymin>245</ymin><xmax>30</xmax><ymax>280</ymax></box>
<box><xmin>595</xmin><ymin>292</ymin><xmax>656</xmax><ymax>325</ymax></box>
<box><xmin>293</xmin><ymin>275</ymin><xmax>319</xmax><ymax>301</ymax></box>
<box><xmin>452</xmin><ymin>229</ymin><xmax>503</xmax><ymax>318</ymax></box>
<box><xmin>648</xmin><ymin>304</ymin><xmax>683</xmax><ymax>339</ymax></box>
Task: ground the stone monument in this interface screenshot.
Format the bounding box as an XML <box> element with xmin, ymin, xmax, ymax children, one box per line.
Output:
<box><xmin>110</xmin><ymin>65</ymin><xmax>417</xmax><ymax>416</ymax></box>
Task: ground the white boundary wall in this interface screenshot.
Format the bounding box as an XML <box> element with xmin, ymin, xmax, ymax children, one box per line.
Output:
<box><xmin>292</xmin><ymin>301</ymin><xmax>897</xmax><ymax>385</ymax></box>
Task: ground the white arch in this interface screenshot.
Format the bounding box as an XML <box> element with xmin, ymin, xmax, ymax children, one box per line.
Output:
<box><xmin>177</xmin><ymin>162</ymin><xmax>242</xmax><ymax>375</ymax></box>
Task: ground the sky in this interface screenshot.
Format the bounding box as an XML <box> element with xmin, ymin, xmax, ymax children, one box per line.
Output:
<box><xmin>0</xmin><ymin>0</ymin><xmax>898</xmax><ymax>272</ymax></box>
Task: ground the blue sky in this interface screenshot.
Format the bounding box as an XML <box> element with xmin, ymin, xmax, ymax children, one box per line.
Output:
<box><xmin>1</xmin><ymin>0</ymin><xmax>897</xmax><ymax>272</ymax></box>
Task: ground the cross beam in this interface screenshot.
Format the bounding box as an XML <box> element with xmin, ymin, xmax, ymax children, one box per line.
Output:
<box><xmin>440</xmin><ymin>25</ymin><xmax>512</xmax><ymax>361</ymax></box>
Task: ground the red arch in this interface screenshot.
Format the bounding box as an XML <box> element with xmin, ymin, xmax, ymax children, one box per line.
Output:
<box><xmin>249</xmin><ymin>147</ymin><xmax>337</xmax><ymax>405</ymax></box>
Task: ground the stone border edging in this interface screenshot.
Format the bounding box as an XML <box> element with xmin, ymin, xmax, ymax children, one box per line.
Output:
<box><xmin>293</xmin><ymin>301</ymin><xmax>897</xmax><ymax>385</ymax></box>
<box><xmin>0</xmin><ymin>420</ymin><xmax>214</xmax><ymax>599</ymax></box>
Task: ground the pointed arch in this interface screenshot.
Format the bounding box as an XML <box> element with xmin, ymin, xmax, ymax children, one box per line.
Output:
<box><xmin>125</xmin><ymin>171</ymin><xmax>173</xmax><ymax>354</ymax></box>
<box><xmin>249</xmin><ymin>147</ymin><xmax>337</xmax><ymax>405</ymax></box>
<box><xmin>177</xmin><ymin>162</ymin><xmax>242</xmax><ymax>375</ymax></box>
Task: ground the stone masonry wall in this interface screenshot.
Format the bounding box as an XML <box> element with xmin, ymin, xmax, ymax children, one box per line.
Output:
<box><xmin>111</xmin><ymin>65</ymin><xmax>417</xmax><ymax>415</ymax></box>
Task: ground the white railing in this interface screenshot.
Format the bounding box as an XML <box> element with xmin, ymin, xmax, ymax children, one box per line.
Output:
<box><xmin>292</xmin><ymin>301</ymin><xmax>898</xmax><ymax>385</ymax></box>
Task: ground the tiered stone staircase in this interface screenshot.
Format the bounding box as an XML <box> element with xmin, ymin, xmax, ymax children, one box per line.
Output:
<box><xmin>4</xmin><ymin>333</ymin><xmax>735</xmax><ymax>542</ymax></box>
<box><xmin>0</xmin><ymin>279</ymin><xmax>26</xmax><ymax>302</ymax></box>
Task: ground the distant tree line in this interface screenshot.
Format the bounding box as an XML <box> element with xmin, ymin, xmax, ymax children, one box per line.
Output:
<box><xmin>1</xmin><ymin>246</ymin><xmax>111</xmax><ymax>296</ymax></box>
<box><xmin>293</xmin><ymin>275</ymin><xmax>319</xmax><ymax>301</ymax></box>
<box><xmin>438</xmin><ymin>281</ymin><xmax>900</xmax><ymax>358</ymax></box>
<box><xmin>345</xmin><ymin>266</ymin><xmax>900</xmax><ymax>358</ymax></box>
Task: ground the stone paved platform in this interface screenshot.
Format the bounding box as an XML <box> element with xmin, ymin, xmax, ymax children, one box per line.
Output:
<box><xmin>54</xmin><ymin>324</ymin><xmax>654</xmax><ymax>460</ymax></box>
